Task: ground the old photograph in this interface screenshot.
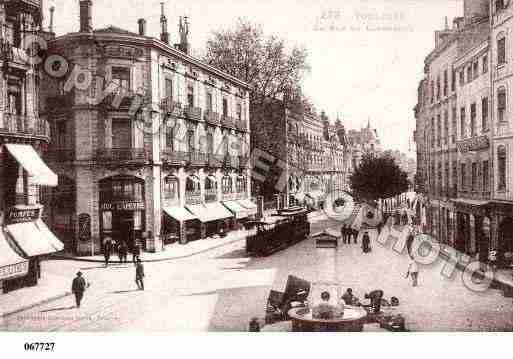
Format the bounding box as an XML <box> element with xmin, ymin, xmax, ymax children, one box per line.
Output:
<box><xmin>0</xmin><ymin>0</ymin><xmax>512</xmax><ymax>341</ymax></box>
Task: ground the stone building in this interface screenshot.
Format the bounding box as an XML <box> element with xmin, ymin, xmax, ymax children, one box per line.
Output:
<box><xmin>0</xmin><ymin>0</ymin><xmax>63</xmax><ymax>294</ymax></box>
<box><xmin>415</xmin><ymin>0</ymin><xmax>496</xmax><ymax>263</ymax></box>
<box><xmin>250</xmin><ymin>98</ymin><xmax>352</xmax><ymax>209</ymax></box>
<box><xmin>40</xmin><ymin>1</ymin><xmax>252</xmax><ymax>255</ymax></box>
<box><xmin>347</xmin><ymin>120</ymin><xmax>382</xmax><ymax>168</ymax></box>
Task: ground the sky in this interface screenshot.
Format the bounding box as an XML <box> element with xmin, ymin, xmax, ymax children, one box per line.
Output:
<box><xmin>45</xmin><ymin>0</ymin><xmax>464</xmax><ymax>157</ymax></box>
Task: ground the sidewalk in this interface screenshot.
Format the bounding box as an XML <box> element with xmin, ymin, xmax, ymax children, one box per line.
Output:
<box><xmin>52</xmin><ymin>229</ymin><xmax>249</xmax><ymax>263</ymax></box>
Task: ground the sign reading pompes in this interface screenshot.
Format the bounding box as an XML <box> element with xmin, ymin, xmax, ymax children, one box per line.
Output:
<box><xmin>100</xmin><ymin>202</ymin><xmax>145</xmax><ymax>211</ymax></box>
<box><xmin>7</xmin><ymin>207</ymin><xmax>40</xmax><ymax>224</ymax></box>
<box><xmin>0</xmin><ymin>261</ymin><xmax>29</xmax><ymax>281</ymax></box>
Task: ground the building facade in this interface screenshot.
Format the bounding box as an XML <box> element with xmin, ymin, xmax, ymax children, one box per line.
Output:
<box><xmin>251</xmin><ymin>98</ymin><xmax>352</xmax><ymax>209</ymax></box>
<box><xmin>347</xmin><ymin>120</ymin><xmax>382</xmax><ymax>168</ymax></box>
<box><xmin>0</xmin><ymin>0</ymin><xmax>63</xmax><ymax>294</ymax></box>
<box><xmin>41</xmin><ymin>1</ymin><xmax>252</xmax><ymax>255</ymax></box>
<box><xmin>414</xmin><ymin>0</ymin><xmax>502</xmax><ymax>264</ymax></box>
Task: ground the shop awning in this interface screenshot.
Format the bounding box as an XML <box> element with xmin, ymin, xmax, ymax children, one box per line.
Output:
<box><xmin>0</xmin><ymin>230</ymin><xmax>29</xmax><ymax>281</ymax></box>
<box><xmin>185</xmin><ymin>204</ymin><xmax>211</xmax><ymax>223</ymax></box>
<box><xmin>5</xmin><ymin>144</ymin><xmax>58</xmax><ymax>187</ymax></box>
<box><xmin>36</xmin><ymin>219</ymin><xmax>65</xmax><ymax>252</ymax></box>
<box><xmin>6</xmin><ymin>222</ymin><xmax>60</xmax><ymax>257</ymax></box>
<box><xmin>238</xmin><ymin>199</ymin><xmax>257</xmax><ymax>210</ymax></box>
<box><xmin>163</xmin><ymin>206</ymin><xmax>198</xmax><ymax>222</ymax></box>
<box><xmin>222</xmin><ymin>201</ymin><xmax>248</xmax><ymax>219</ymax></box>
<box><xmin>204</xmin><ymin>202</ymin><xmax>234</xmax><ymax>221</ymax></box>
<box><xmin>450</xmin><ymin>198</ymin><xmax>489</xmax><ymax>207</ymax></box>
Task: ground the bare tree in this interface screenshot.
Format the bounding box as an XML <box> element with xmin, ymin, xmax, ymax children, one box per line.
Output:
<box><xmin>204</xmin><ymin>18</ymin><xmax>310</xmax><ymax>105</ymax></box>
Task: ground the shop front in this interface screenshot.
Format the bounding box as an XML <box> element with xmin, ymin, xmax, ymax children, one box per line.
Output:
<box><xmin>99</xmin><ymin>176</ymin><xmax>146</xmax><ymax>252</ymax></box>
<box><xmin>162</xmin><ymin>206</ymin><xmax>201</xmax><ymax>245</ymax></box>
<box><xmin>222</xmin><ymin>200</ymin><xmax>249</xmax><ymax>228</ymax></box>
<box><xmin>186</xmin><ymin>202</ymin><xmax>233</xmax><ymax>238</ymax></box>
<box><xmin>2</xmin><ymin>206</ymin><xmax>64</xmax><ymax>293</ymax></box>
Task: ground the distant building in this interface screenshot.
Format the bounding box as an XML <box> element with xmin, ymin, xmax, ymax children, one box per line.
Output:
<box><xmin>347</xmin><ymin>120</ymin><xmax>382</xmax><ymax>168</ymax></box>
<box><xmin>383</xmin><ymin>150</ymin><xmax>417</xmax><ymax>188</ymax></box>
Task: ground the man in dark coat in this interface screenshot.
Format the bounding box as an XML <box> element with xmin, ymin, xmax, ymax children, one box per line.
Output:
<box><xmin>135</xmin><ymin>258</ymin><xmax>145</xmax><ymax>290</ymax></box>
<box><xmin>132</xmin><ymin>242</ymin><xmax>141</xmax><ymax>264</ymax></box>
<box><xmin>362</xmin><ymin>231</ymin><xmax>371</xmax><ymax>253</ymax></box>
<box><xmin>118</xmin><ymin>241</ymin><xmax>128</xmax><ymax>263</ymax></box>
<box><xmin>341</xmin><ymin>224</ymin><xmax>347</xmax><ymax>244</ymax></box>
<box><xmin>365</xmin><ymin>289</ymin><xmax>384</xmax><ymax>314</ymax></box>
<box><xmin>103</xmin><ymin>236</ymin><xmax>112</xmax><ymax>267</ymax></box>
<box><xmin>352</xmin><ymin>228</ymin><xmax>358</xmax><ymax>244</ymax></box>
<box><xmin>71</xmin><ymin>271</ymin><xmax>87</xmax><ymax>308</ymax></box>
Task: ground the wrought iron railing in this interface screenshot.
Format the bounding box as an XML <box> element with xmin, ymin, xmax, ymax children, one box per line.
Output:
<box><xmin>204</xmin><ymin>110</ymin><xmax>220</xmax><ymax>125</ymax></box>
<box><xmin>0</xmin><ymin>114</ymin><xmax>49</xmax><ymax>138</ymax></box>
<box><xmin>185</xmin><ymin>192</ymin><xmax>202</xmax><ymax>205</ymax></box>
<box><xmin>96</xmin><ymin>147</ymin><xmax>147</xmax><ymax>162</ymax></box>
<box><xmin>160</xmin><ymin>97</ymin><xmax>182</xmax><ymax>116</ymax></box>
<box><xmin>184</xmin><ymin>106</ymin><xmax>202</xmax><ymax>121</ymax></box>
<box><xmin>220</xmin><ymin>115</ymin><xmax>235</xmax><ymax>129</ymax></box>
<box><xmin>162</xmin><ymin>150</ymin><xmax>188</xmax><ymax>164</ymax></box>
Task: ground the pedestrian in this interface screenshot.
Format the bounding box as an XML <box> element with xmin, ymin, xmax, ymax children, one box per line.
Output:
<box><xmin>364</xmin><ymin>289</ymin><xmax>384</xmax><ymax>314</ymax></box>
<box><xmin>406</xmin><ymin>256</ymin><xmax>419</xmax><ymax>287</ymax></box>
<box><xmin>71</xmin><ymin>271</ymin><xmax>87</xmax><ymax>308</ymax></box>
<box><xmin>103</xmin><ymin>236</ymin><xmax>112</xmax><ymax>267</ymax></box>
<box><xmin>132</xmin><ymin>242</ymin><xmax>141</xmax><ymax>264</ymax></box>
<box><xmin>353</xmin><ymin>228</ymin><xmax>358</xmax><ymax>244</ymax></box>
<box><xmin>135</xmin><ymin>258</ymin><xmax>145</xmax><ymax>290</ymax></box>
<box><xmin>406</xmin><ymin>232</ymin><xmax>415</xmax><ymax>256</ymax></box>
<box><xmin>118</xmin><ymin>241</ymin><xmax>128</xmax><ymax>263</ymax></box>
<box><xmin>362</xmin><ymin>231</ymin><xmax>371</xmax><ymax>253</ymax></box>
<box><xmin>341</xmin><ymin>224</ymin><xmax>347</xmax><ymax>244</ymax></box>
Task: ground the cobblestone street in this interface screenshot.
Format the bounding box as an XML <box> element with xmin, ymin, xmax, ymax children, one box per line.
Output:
<box><xmin>2</xmin><ymin>216</ymin><xmax>512</xmax><ymax>331</ymax></box>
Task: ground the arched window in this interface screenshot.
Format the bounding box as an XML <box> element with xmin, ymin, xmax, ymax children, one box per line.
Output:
<box><xmin>185</xmin><ymin>175</ymin><xmax>200</xmax><ymax>194</ymax></box>
<box><xmin>498</xmin><ymin>87</ymin><xmax>507</xmax><ymax>123</ymax></box>
<box><xmin>222</xmin><ymin>175</ymin><xmax>232</xmax><ymax>194</ymax></box>
<box><xmin>205</xmin><ymin>176</ymin><xmax>217</xmax><ymax>202</ymax></box>
<box><xmin>236</xmin><ymin>176</ymin><xmax>245</xmax><ymax>193</ymax></box>
<box><xmin>498</xmin><ymin>145</ymin><xmax>507</xmax><ymax>191</ymax></box>
<box><xmin>163</xmin><ymin>176</ymin><xmax>179</xmax><ymax>200</ymax></box>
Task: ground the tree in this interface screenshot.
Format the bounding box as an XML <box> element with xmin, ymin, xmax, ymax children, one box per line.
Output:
<box><xmin>203</xmin><ymin>18</ymin><xmax>310</xmax><ymax>106</ymax></box>
<box><xmin>349</xmin><ymin>152</ymin><xmax>409</xmax><ymax>202</ymax></box>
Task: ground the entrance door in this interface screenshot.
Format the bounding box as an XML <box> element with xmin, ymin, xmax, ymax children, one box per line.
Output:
<box><xmin>112</xmin><ymin>211</ymin><xmax>134</xmax><ymax>249</ymax></box>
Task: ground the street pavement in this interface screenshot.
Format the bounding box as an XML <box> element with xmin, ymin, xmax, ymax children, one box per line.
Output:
<box><xmin>1</xmin><ymin>215</ymin><xmax>512</xmax><ymax>331</ymax></box>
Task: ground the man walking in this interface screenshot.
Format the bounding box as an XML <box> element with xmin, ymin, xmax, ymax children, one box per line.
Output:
<box><xmin>362</xmin><ymin>231</ymin><xmax>371</xmax><ymax>253</ymax></box>
<box><xmin>132</xmin><ymin>242</ymin><xmax>141</xmax><ymax>264</ymax></box>
<box><xmin>103</xmin><ymin>236</ymin><xmax>112</xmax><ymax>267</ymax></box>
<box><xmin>135</xmin><ymin>258</ymin><xmax>145</xmax><ymax>290</ymax></box>
<box><xmin>71</xmin><ymin>271</ymin><xmax>87</xmax><ymax>308</ymax></box>
<box><xmin>406</xmin><ymin>256</ymin><xmax>419</xmax><ymax>287</ymax></box>
<box><xmin>340</xmin><ymin>224</ymin><xmax>347</xmax><ymax>244</ymax></box>
<box><xmin>118</xmin><ymin>241</ymin><xmax>128</xmax><ymax>264</ymax></box>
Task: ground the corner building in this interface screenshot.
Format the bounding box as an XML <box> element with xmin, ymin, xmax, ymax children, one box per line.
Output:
<box><xmin>41</xmin><ymin>1</ymin><xmax>252</xmax><ymax>255</ymax></box>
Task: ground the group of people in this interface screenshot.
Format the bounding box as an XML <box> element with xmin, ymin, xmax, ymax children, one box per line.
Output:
<box><xmin>102</xmin><ymin>237</ymin><xmax>141</xmax><ymax>267</ymax></box>
<box><xmin>340</xmin><ymin>224</ymin><xmax>359</xmax><ymax>244</ymax></box>
<box><xmin>71</xmin><ymin>258</ymin><xmax>146</xmax><ymax>308</ymax></box>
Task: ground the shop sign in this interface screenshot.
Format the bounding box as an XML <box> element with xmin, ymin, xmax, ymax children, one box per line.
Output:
<box><xmin>78</xmin><ymin>213</ymin><xmax>91</xmax><ymax>242</ymax></box>
<box><xmin>100</xmin><ymin>201</ymin><xmax>145</xmax><ymax>211</ymax></box>
<box><xmin>6</xmin><ymin>207</ymin><xmax>40</xmax><ymax>224</ymax></box>
<box><xmin>0</xmin><ymin>261</ymin><xmax>29</xmax><ymax>281</ymax></box>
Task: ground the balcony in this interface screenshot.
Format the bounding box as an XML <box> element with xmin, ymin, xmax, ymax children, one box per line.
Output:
<box><xmin>184</xmin><ymin>106</ymin><xmax>202</xmax><ymax>122</ymax></box>
<box><xmin>235</xmin><ymin>118</ymin><xmax>248</xmax><ymax>132</ymax></box>
<box><xmin>160</xmin><ymin>97</ymin><xmax>182</xmax><ymax>117</ymax></box>
<box><xmin>101</xmin><ymin>92</ymin><xmax>143</xmax><ymax>110</ymax></box>
<box><xmin>187</xmin><ymin>151</ymin><xmax>208</xmax><ymax>166</ymax></box>
<box><xmin>0</xmin><ymin>39</ymin><xmax>29</xmax><ymax>67</ymax></box>
<box><xmin>456</xmin><ymin>135</ymin><xmax>490</xmax><ymax>153</ymax></box>
<box><xmin>220</xmin><ymin>115</ymin><xmax>235</xmax><ymax>129</ymax></box>
<box><xmin>96</xmin><ymin>148</ymin><xmax>148</xmax><ymax>162</ymax></box>
<box><xmin>239</xmin><ymin>156</ymin><xmax>250</xmax><ymax>168</ymax></box>
<box><xmin>208</xmin><ymin>153</ymin><xmax>224</xmax><ymax>168</ymax></box>
<box><xmin>223</xmin><ymin>154</ymin><xmax>238</xmax><ymax>168</ymax></box>
<box><xmin>162</xmin><ymin>150</ymin><xmax>188</xmax><ymax>165</ymax></box>
<box><xmin>44</xmin><ymin>149</ymin><xmax>75</xmax><ymax>163</ymax></box>
<box><xmin>204</xmin><ymin>110</ymin><xmax>220</xmax><ymax>126</ymax></box>
<box><xmin>0</xmin><ymin>114</ymin><xmax>49</xmax><ymax>138</ymax></box>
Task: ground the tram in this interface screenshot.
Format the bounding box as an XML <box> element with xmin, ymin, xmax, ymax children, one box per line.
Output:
<box><xmin>246</xmin><ymin>207</ymin><xmax>310</xmax><ymax>256</ymax></box>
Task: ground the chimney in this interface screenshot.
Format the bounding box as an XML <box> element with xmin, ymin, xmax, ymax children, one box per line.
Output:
<box><xmin>79</xmin><ymin>0</ymin><xmax>93</xmax><ymax>33</ymax></box>
<box><xmin>179</xmin><ymin>16</ymin><xmax>190</xmax><ymax>54</ymax></box>
<box><xmin>160</xmin><ymin>2</ymin><xmax>169</xmax><ymax>44</ymax></box>
<box><xmin>138</xmin><ymin>18</ymin><xmax>146</xmax><ymax>36</ymax></box>
<box><xmin>49</xmin><ymin>6</ymin><xmax>55</xmax><ymax>33</ymax></box>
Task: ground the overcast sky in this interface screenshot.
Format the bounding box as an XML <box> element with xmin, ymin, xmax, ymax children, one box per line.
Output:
<box><xmin>45</xmin><ymin>0</ymin><xmax>463</xmax><ymax>156</ymax></box>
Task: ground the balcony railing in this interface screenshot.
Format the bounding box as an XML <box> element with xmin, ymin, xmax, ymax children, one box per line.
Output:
<box><xmin>160</xmin><ymin>97</ymin><xmax>182</xmax><ymax>116</ymax></box>
<box><xmin>184</xmin><ymin>106</ymin><xmax>202</xmax><ymax>121</ymax></box>
<box><xmin>208</xmin><ymin>153</ymin><xmax>224</xmax><ymax>167</ymax></box>
<box><xmin>162</xmin><ymin>150</ymin><xmax>188</xmax><ymax>165</ymax></box>
<box><xmin>185</xmin><ymin>192</ymin><xmax>202</xmax><ymax>205</ymax></box>
<box><xmin>188</xmin><ymin>151</ymin><xmax>208</xmax><ymax>166</ymax></box>
<box><xmin>235</xmin><ymin>118</ymin><xmax>248</xmax><ymax>132</ymax></box>
<box><xmin>0</xmin><ymin>40</ymin><xmax>29</xmax><ymax>66</ymax></box>
<box><xmin>204</xmin><ymin>110</ymin><xmax>220</xmax><ymax>126</ymax></box>
<box><xmin>96</xmin><ymin>148</ymin><xmax>147</xmax><ymax>162</ymax></box>
<box><xmin>44</xmin><ymin>149</ymin><xmax>75</xmax><ymax>162</ymax></box>
<box><xmin>0</xmin><ymin>114</ymin><xmax>49</xmax><ymax>138</ymax></box>
<box><xmin>220</xmin><ymin>115</ymin><xmax>235</xmax><ymax>129</ymax></box>
<box><xmin>224</xmin><ymin>154</ymin><xmax>238</xmax><ymax>168</ymax></box>
<box><xmin>239</xmin><ymin>156</ymin><xmax>250</xmax><ymax>168</ymax></box>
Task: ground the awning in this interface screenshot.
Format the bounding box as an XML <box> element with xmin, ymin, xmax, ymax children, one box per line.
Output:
<box><xmin>163</xmin><ymin>206</ymin><xmax>198</xmax><ymax>222</ymax></box>
<box><xmin>204</xmin><ymin>202</ymin><xmax>233</xmax><ymax>221</ymax></box>
<box><xmin>222</xmin><ymin>201</ymin><xmax>248</xmax><ymax>219</ymax></box>
<box><xmin>0</xmin><ymin>230</ymin><xmax>29</xmax><ymax>281</ymax></box>
<box><xmin>237</xmin><ymin>199</ymin><xmax>257</xmax><ymax>215</ymax></box>
<box><xmin>6</xmin><ymin>222</ymin><xmax>59</xmax><ymax>257</ymax></box>
<box><xmin>450</xmin><ymin>198</ymin><xmax>490</xmax><ymax>207</ymax></box>
<box><xmin>36</xmin><ymin>219</ymin><xmax>65</xmax><ymax>252</ymax></box>
<box><xmin>5</xmin><ymin>144</ymin><xmax>58</xmax><ymax>186</ymax></box>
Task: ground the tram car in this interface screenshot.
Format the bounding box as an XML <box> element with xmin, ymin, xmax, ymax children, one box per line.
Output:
<box><xmin>246</xmin><ymin>207</ymin><xmax>310</xmax><ymax>256</ymax></box>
